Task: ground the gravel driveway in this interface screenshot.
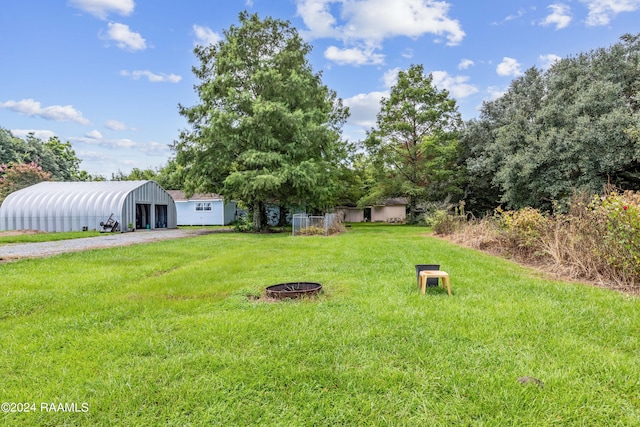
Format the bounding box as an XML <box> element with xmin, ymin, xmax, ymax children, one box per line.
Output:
<box><xmin>0</xmin><ymin>228</ymin><xmax>223</xmax><ymax>262</ymax></box>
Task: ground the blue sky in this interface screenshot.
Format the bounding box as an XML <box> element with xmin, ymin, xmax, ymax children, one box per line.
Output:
<box><xmin>1</xmin><ymin>0</ymin><xmax>639</xmax><ymax>177</ymax></box>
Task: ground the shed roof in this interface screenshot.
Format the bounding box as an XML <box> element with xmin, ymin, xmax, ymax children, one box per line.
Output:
<box><xmin>373</xmin><ymin>197</ymin><xmax>408</xmax><ymax>207</ymax></box>
<box><xmin>1</xmin><ymin>180</ymin><xmax>153</xmax><ymax>210</ymax></box>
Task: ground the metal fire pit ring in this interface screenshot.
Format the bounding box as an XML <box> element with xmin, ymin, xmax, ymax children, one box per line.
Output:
<box><xmin>265</xmin><ymin>282</ymin><xmax>323</xmax><ymax>299</ymax></box>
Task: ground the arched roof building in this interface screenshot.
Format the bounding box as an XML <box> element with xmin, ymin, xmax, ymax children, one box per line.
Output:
<box><xmin>0</xmin><ymin>180</ymin><xmax>177</xmax><ymax>232</ymax></box>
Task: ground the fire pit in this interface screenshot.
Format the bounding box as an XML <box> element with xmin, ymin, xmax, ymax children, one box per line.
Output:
<box><xmin>265</xmin><ymin>282</ymin><xmax>323</xmax><ymax>299</ymax></box>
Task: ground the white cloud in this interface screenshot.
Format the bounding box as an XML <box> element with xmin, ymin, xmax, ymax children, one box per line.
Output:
<box><xmin>193</xmin><ymin>24</ymin><xmax>222</xmax><ymax>46</ymax></box>
<box><xmin>496</xmin><ymin>57</ymin><xmax>524</xmax><ymax>77</ymax></box>
<box><xmin>343</xmin><ymin>91</ymin><xmax>387</xmax><ymax>127</ymax></box>
<box><xmin>539</xmin><ymin>53</ymin><xmax>562</xmax><ymax>70</ymax></box>
<box><xmin>105</xmin><ymin>119</ymin><xmax>133</xmax><ymax>131</ymax></box>
<box><xmin>143</xmin><ymin>141</ymin><xmax>171</xmax><ymax>156</ymax></box>
<box><xmin>382</xmin><ymin>68</ymin><xmax>401</xmax><ymax>88</ymax></box>
<box><xmin>324</xmin><ymin>46</ymin><xmax>385</xmax><ymax>66</ymax></box>
<box><xmin>71</xmin><ymin>135</ymin><xmax>137</xmax><ymax>149</ymax></box>
<box><xmin>504</xmin><ymin>8</ymin><xmax>527</xmax><ymax>22</ymax></box>
<box><xmin>69</xmin><ymin>0</ymin><xmax>134</xmax><ymax>20</ymax></box>
<box><xmin>431</xmin><ymin>71</ymin><xmax>478</xmax><ymax>99</ymax></box>
<box><xmin>120</xmin><ymin>70</ymin><xmax>182</xmax><ymax>83</ymax></box>
<box><xmin>541</xmin><ymin>4</ymin><xmax>572</xmax><ymax>29</ymax></box>
<box><xmin>401</xmin><ymin>48</ymin><xmax>414</xmax><ymax>59</ymax></box>
<box><xmin>297</xmin><ymin>0</ymin><xmax>340</xmax><ymax>39</ymax></box>
<box><xmin>85</xmin><ymin>130</ymin><xmax>103</xmax><ymax>139</ymax></box>
<box><xmin>10</xmin><ymin>129</ymin><xmax>57</xmax><ymax>140</ymax></box>
<box><xmin>486</xmin><ymin>86</ymin><xmax>507</xmax><ymax>101</ymax></box>
<box><xmin>297</xmin><ymin>0</ymin><xmax>465</xmax><ymax>65</ymax></box>
<box><xmin>0</xmin><ymin>98</ymin><xmax>90</xmax><ymax>125</ymax></box>
<box><xmin>458</xmin><ymin>59</ymin><xmax>474</xmax><ymax>70</ymax></box>
<box><xmin>581</xmin><ymin>0</ymin><xmax>640</xmax><ymax>25</ymax></box>
<box><xmin>102</xmin><ymin>22</ymin><xmax>146</xmax><ymax>51</ymax></box>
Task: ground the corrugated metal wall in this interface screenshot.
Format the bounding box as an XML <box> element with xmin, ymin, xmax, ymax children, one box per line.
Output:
<box><xmin>0</xmin><ymin>180</ymin><xmax>177</xmax><ymax>232</ymax></box>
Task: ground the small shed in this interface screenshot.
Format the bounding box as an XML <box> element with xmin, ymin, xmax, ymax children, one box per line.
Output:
<box><xmin>0</xmin><ymin>180</ymin><xmax>177</xmax><ymax>232</ymax></box>
<box><xmin>167</xmin><ymin>191</ymin><xmax>237</xmax><ymax>226</ymax></box>
<box><xmin>336</xmin><ymin>206</ymin><xmax>365</xmax><ymax>223</ymax></box>
<box><xmin>371</xmin><ymin>198</ymin><xmax>408</xmax><ymax>223</ymax></box>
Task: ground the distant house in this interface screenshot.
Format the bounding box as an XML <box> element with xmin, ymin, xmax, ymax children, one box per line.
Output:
<box><xmin>167</xmin><ymin>191</ymin><xmax>237</xmax><ymax>226</ymax></box>
<box><xmin>336</xmin><ymin>206</ymin><xmax>365</xmax><ymax>223</ymax></box>
<box><xmin>371</xmin><ymin>198</ymin><xmax>407</xmax><ymax>223</ymax></box>
<box><xmin>336</xmin><ymin>198</ymin><xmax>408</xmax><ymax>223</ymax></box>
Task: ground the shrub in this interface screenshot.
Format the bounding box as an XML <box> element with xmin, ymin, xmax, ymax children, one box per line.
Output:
<box><xmin>593</xmin><ymin>190</ymin><xmax>640</xmax><ymax>281</ymax></box>
<box><xmin>232</xmin><ymin>216</ymin><xmax>255</xmax><ymax>233</ymax></box>
<box><xmin>495</xmin><ymin>206</ymin><xmax>547</xmax><ymax>251</ymax></box>
<box><xmin>427</xmin><ymin>201</ymin><xmax>467</xmax><ymax>235</ymax></box>
<box><xmin>447</xmin><ymin>190</ymin><xmax>640</xmax><ymax>289</ymax></box>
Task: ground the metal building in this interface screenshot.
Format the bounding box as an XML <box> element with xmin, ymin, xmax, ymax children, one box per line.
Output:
<box><xmin>0</xmin><ymin>180</ymin><xmax>177</xmax><ymax>232</ymax></box>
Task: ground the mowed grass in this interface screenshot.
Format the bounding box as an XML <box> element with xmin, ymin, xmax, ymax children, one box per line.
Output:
<box><xmin>0</xmin><ymin>230</ymin><xmax>103</xmax><ymax>245</ymax></box>
<box><xmin>1</xmin><ymin>224</ymin><xmax>639</xmax><ymax>425</ymax></box>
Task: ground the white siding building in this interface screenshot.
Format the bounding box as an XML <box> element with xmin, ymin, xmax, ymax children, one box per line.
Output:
<box><xmin>167</xmin><ymin>191</ymin><xmax>237</xmax><ymax>226</ymax></box>
<box><xmin>0</xmin><ymin>180</ymin><xmax>177</xmax><ymax>232</ymax></box>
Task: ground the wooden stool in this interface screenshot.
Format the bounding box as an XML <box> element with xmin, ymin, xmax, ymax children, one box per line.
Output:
<box><xmin>419</xmin><ymin>270</ymin><xmax>451</xmax><ymax>296</ymax></box>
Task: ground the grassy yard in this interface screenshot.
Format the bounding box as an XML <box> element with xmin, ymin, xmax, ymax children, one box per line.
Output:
<box><xmin>0</xmin><ymin>230</ymin><xmax>103</xmax><ymax>245</ymax></box>
<box><xmin>1</xmin><ymin>224</ymin><xmax>639</xmax><ymax>425</ymax></box>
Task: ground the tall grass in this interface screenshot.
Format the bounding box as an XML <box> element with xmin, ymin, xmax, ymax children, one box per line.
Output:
<box><xmin>441</xmin><ymin>190</ymin><xmax>640</xmax><ymax>291</ymax></box>
<box><xmin>1</xmin><ymin>224</ymin><xmax>640</xmax><ymax>425</ymax></box>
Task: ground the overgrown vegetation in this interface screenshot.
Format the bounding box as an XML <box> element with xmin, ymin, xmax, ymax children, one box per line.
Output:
<box><xmin>1</xmin><ymin>225</ymin><xmax>639</xmax><ymax>425</ymax></box>
<box><xmin>434</xmin><ymin>188</ymin><xmax>640</xmax><ymax>289</ymax></box>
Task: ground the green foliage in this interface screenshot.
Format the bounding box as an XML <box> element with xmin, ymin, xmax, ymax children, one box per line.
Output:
<box><xmin>0</xmin><ymin>128</ymin><xmax>90</xmax><ymax>184</ymax></box>
<box><xmin>175</xmin><ymin>12</ymin><xmax>349</xmax><ymax>230</ymax></box>
<box><xmin>425</xmin><ymin>201</ymin><xmax>467</xmax><ymax>234</ymax></box>
<box><xmin>364</xmin><ymin>64</ymin><xmax>463</xmax><ymax>220</ymax></box>
<box><xmin>462</xmin><ymin>33</ymin><xmax>640</xmax><ymax>213</ymax></box>
<box><xmin>111</xmin><ymin>167</ymin><xmax>159</xmax><ymax>181</ymax></box>
<box><xmin>495</xmin><ymin>206</ymin><xmax>547</xmax><ymax>248</ymax></box>
<box><xmin>231</xmin><ymin>215</ymin><xmax>255</xmax><ymax>233</ymax></box>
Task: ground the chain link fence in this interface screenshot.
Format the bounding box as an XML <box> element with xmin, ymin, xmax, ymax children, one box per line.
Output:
<box><xmin>292</xmin><ymin>213</ymin><xmax>341</xmax><ymax>236</ymax></box>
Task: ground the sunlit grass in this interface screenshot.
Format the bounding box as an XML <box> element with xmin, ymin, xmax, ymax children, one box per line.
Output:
<box><xmin>1</xmin><ymin>224</ymin><xmax>639</xmax><ymax>425</ymax></box>
<box><xmin>0</xmin><ymin>230</ymin><xmax>102</xmax><ymax>245</ymax></box>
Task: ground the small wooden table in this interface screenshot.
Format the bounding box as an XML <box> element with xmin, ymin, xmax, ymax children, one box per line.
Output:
<box><xmin>419</xmin><ymin>270</ymin><xmax>451</xmax><ymax>296</ymax></box>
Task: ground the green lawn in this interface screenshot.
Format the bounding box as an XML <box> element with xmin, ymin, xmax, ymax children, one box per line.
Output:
<box><xmin>1</xmin><ymin>224</ymin><xmax>639</xmax><ymax>425</ymax></box>
<box><xmin>0</xmin><ymin>230</ymin><xmax>103</xmax><ymax>245</ymax></box>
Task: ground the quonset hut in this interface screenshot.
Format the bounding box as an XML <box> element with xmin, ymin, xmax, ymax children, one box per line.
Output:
<box><xmin>0</xmin><ymin>180</ymin><xmax>177</xmax><ymax>232</ymax></box>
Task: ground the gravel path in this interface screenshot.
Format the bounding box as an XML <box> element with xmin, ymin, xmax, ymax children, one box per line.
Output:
<box><xmin>0</xmin><ymin>228</ymin><xmax>221</xmax><ymax>262</ymax></box>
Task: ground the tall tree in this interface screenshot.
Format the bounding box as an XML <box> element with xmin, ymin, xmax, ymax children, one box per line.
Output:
<box><xmin>462</xmin><ymin>34</ymin><xmax>640</xmax><ymax>212</ymax></box>
<box><xmin>0</xmin><ymin>128</ymin><xmax>87</xmax><ymax>182</ymax></box>
<box><xmin>364</xmin><ymin>64</ymin><xmax>462</xmax><ymax>221</ymax></box>
<box><xmin>174</xmin><ymin>12</ymin><xmax>349</xmax><ymax>230</ymax></box>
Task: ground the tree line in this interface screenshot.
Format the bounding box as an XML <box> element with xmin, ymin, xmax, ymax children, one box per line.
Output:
<box><xmin>174</xmin><ymin>13</ymin><xmax>640</xmax><ymax>229</ymax></box>
<box><xmin>3</xmin><ymin>11</ymin><xmax>639</xmax><ymax>230</ymax></box>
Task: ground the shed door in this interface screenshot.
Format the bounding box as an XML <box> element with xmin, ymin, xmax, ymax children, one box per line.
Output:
<box><xmin>136</xmin><ymin>204</ymin><xmax>150</xmax><ymax>229</ymax></box>
<box><xmin>155</xmin><ymin>205</ymin><xmax>168</xmax><ymax>228</ymax></box>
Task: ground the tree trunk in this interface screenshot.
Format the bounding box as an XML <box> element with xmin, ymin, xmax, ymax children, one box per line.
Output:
<box><xmin>252</xmin><ymin>201</ymin><xmax>268</xmax><ymax>231</ymax></box>
<box><xmin>278</xmin><ymin>206</ymin><xmax>288</xmax><ymax>227</ymax></box>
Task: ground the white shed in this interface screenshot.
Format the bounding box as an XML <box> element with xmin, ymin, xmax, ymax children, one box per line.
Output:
<box><xmin>167</xmin><ymin>191</ymin><xmax>237</xmax><ymax>226</ymax></box>
<box><xmin>0</xmin><ymin>180</ymin><xmax>177</xmax><ymax>232</ymax></box>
